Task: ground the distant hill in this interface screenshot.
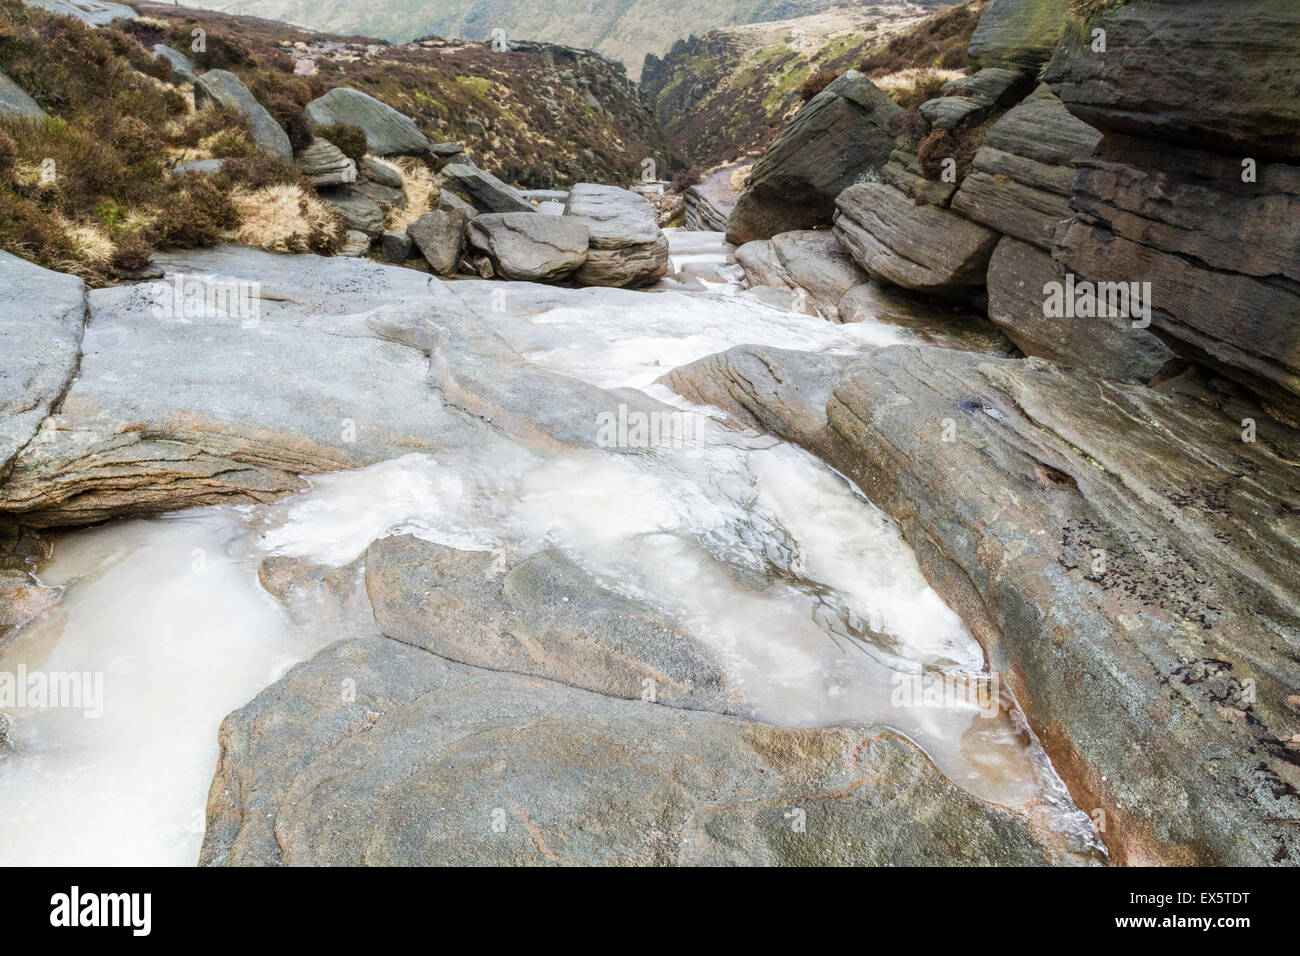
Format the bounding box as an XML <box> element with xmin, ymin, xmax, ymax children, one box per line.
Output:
<box><xmin>642</xmin><ymin>2</ymin><xmax>975</xmax><ymax>168</ymax></box>
<box><xmin>195</xmin><ymin>0</ymin><xmax>942</xmax><ymax>78</ymax></box>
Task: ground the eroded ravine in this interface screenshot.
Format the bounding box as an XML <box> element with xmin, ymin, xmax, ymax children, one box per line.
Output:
<box><xmin>0</xmin><ymin>232</ymin><xmax>1105</xmax><ymax>865</ymax></box>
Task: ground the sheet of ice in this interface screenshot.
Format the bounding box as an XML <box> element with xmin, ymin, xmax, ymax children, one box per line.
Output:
<box><xmin>0</xmin><ymin>244</ymin><xmax>1102</xmax><ymax>863</ymax></box>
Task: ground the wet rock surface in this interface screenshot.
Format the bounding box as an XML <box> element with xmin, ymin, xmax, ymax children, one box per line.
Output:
<box><xmin>201</xmin><ymin>636</ymin><xmax>1066</xmax><ymax>866</ymax></box>
<box><xmin>665</xmin><ymin>342</ymin><xmax>1300</xmax><ymax>865</ymax></box>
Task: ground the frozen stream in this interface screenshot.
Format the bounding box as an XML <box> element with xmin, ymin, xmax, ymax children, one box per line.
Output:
<box><xmin>0</xmin><ymin>231</ymin><xmax>1104</xmax><ymax>865</ymax></box>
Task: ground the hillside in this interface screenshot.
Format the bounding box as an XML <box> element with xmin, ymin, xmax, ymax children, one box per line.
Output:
<box><xmin>133</xmin><ymin>3</ymin><xmax>685</xmax><ymax>185</ymax></box>
<box><xmin>196</xmin><ymin>0</ymin><xmax>873</xmax><ymax>79</ymax></box>
<box><xmin>643</xmin><ymin>1</ymin><xmax>982</xmax><ymax>169</ymax></box>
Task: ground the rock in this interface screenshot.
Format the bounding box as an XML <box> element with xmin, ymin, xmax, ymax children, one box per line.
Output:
<box><xmin>951</xmin><ymin>85</ymin><xmax>1102</xmax><ymax>250</ymax></box>
<box><xmin>967</xmin><ymin>0</ymin><xmax>1072</xmax><ymax>72</ymax></box>
<box><xmin>919</xmin><ymin>96</ymin><xmax>994</xmax><ymax>131</ymax></box>
<box><xmin>338</xmin><ymin>230</ymin><xmax>372</xmax><ymax>257</ymax></box>
<box><xmin>940</xmin><ymin>66</ymin><xmax>1031</xmax><ymax>105</ymax></box>
<box><xmin>725</xmin><ymin>71</ymin><xmax>900</xmax><ymax>244</ymax></box>
<box><xmin>520</xmin><ymin>189</ymin><xmax>569</xmax><ymax>203</ymax></box>
<box><xmin>986</xmin><ymin>237</ymin><xmax>1177</xmax><ymax>382</ymax></box>
<box><xmin>194</xmin><ymin>70</ymin><xmax>292</xmax><ymax>161</ymax></box>
<box><xmin>360</xmin><ymin>156</ymin><xmax>403</xmax><ymax>189</ymax></box>
<box><xmin>441</xmin><ymin>163</ymin><xmax>534</xmax><ymax>214</ymax></box>
<box><xmin>201</xmin><ymin>636</ymin><xmax>1067</xmax><ymax>865</ymax></box>
<box><xmin>295</xmin><ymin>137</ymin><xmax>357</xmax><ymax>188</ymax></box>
<box><xmin>436</xmin><ymin>189</ymin><xmax>477</xmax><ymax>219</ymax></box>
<box><xmin>378</xmin><ymin>229</ymin><xmax>412</xmax><ymax>264</ymax></box>
<box><xmin>151</xmin><ymin>44</ymin><xmax>196</xmax><ymax>84</ymax></box>
<box><xmin>0</xmin><ymin>70</ymin><xmax>45</xmax><ymax>119</ymax></box>
<box><xmin>563</xmin><ymin>183</ymin><xmax>668</xmax><ymax>287</ymax></box>
<box><xmin>428</xmin><ymin>141</ymin><xmax>467</xmax><ymax>170</ymax></box>
<box><xmin>767</xmin><ymin>230</ymin><xmax>868</xmax><ymax>320</ymax></box>
<box><xmin>406</xmin><ymin>209</ymin><xmax>469</xmax><ymax>276</ymax></box>
<box><xmin>318</xmin><ymin>189</ymin><xmax>385</xmax><ymax>237</ymax></box>
<box><xmin>20</xmin><ymin>0</ymin><xmax>136</xmax><ymax>26</ymax></box>
<box><xmin>882</xmin><ymin>148</ymin><xmax>958</xmax><ymax>207</ymax></box>
<box><xmin>171</xmin><ymin>159</ymin><xmax>226</xmax><ymax>177</ymax></box>
<box><xmin>734</xmin><ymin>240</ymin><xmax>789</xmax><ymax>291</ymax></box>
<box><xmin>1053</xmin><ymin>139</ymin><xmax>1300</xmax><ymax>403</ymax></box>
<box><xmin>305</xmin><ymin>87</ymin><xmax>431</xmax><ymax>157</ymax></box>
<box><xmin>1043</xmin><ymin>0</ymin><xmax>1300</xmax><ymax>160</ymax></box>
<box><xmin>352</xmin><ymin>178</ymin><xmax>406</xmax><ymax>211</ymax></box>
<box><xmin>364</xmin><ymin>535</ymin><xmax>740</xmax><ymax>714</ymax></box>
<box><xmin>0</xmin><ymin>251</ymin><xmax>87</xmax><ymax>479</ymax></box>
<box><xmin>663</xmin><ymin>342</ymin><xmax>1300</xmax><ymax>866</ymax></box>
<box><xmin>834</xmin><ymin>183</ymin><xmax>1000</xmax><ymax>296</ymax></box>
<box><xmin>465</xmin><ymin>212</ymin><xmax>589</xmax><ymax>282</ymax></box>
<box><xmin>0</xmin><ymin>247</ymin><xmax>492</xmax><ymax>527</ymax></box>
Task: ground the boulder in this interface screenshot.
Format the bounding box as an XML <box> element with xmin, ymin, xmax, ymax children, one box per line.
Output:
<box><xmin>352</xmin><ymin>178</ymin><xmax>406</xmax><ymax>211</ymax></box>
<box><xmin>725</xmin><ymin>71</ymin><xmax>900</xmax><ymax>244</ymax></box>
<box><xmin>465</xmin><ymin>212</ymin><xmax>590</xmax><ymax>282</ymax></box>
<box><xmin>0</xmin><ymin>70</ymin><xmax>45</xmax><ymax>119</ymax></box>
<box><xmin>767</xmin><ymin>230</ymin><xmax>868</xmax><ymax>320</ymax></box>
<box><xmin>734</xmin><ymin>240</ymin><xmax>789</xmax><ymax>292</ymax></box>
<box><xmin>0</xmin><ymin>252</ymin><xmax>86</xmax><ymax>478</ymax></box>
<box><xmin>360</xmin><ymin>156</ymin><xmax>403</xmax><ymax>190</ymax></box>
<box><xmin>563</xmin><ymin>183</ymin><xmax>668</xmax><ymax>287</ymax></box>
<box><xmin>337</xmin><ymin>230</ymin><xmax>372</xmax><ymax>257</ymax></box>
<box><xmin>682</xmin><ymin>163</ymin><xmax>742</xmax><ymax>232</ymax></box>
<box><xmin>986</xmin><ymin>237</ymin><xmax>1176</xmax><ymax>382</ymax></box>
<box><xmin>919</xmin><ymin>96</ymin><xmax>994</xmax><ymax>131</ymax></box>
<box><xmin>940</xmin><ymin>66</ymin><xmax>1031</xmax><ymax>105</ymax></box>
<box><xmin>378</xmin><ymin>229</ymin><xmax>412</xmax><ymax>264</ymax></box>
<box><xmin>305</xmin><ymin>87</ymin><xmax>431</xmax><ymax>157</ymax></box>
<box><xmin>194</xmin><ymin>69</ymin><xmax>292</xmax><ymax>161</ymax></box>
<box><xmin>1053</xmin><ymin>140</ymin><xmax>1300</xmax><ymax>403</ymax></box>
<box><xmin>428</xmin><ymin>141</ymin><xmax>468</xmax><ymax>170</ymax></box>
<box><xmin>881</xmin><ymin>148</ymin><xmax>958</xmax><ymax>207</ymax></box>
<box><xmin>1043</xmin><ymin>0</ymin><xmax>1300</xmax><ymax>161</ymax></box>
<box><xmin>834</xmin><ymin>183</ymin><xmax>1000</xmax><ymax>296</ymax></box>
<box><xmin>951</xmin><ymin>85</ymin><xmax>1102</xmax><ymax>249</ymax></box>
<box><xmin>151</xmin><ymin>44</ymin><xmax>196</xmax><ymax>84</ymax></box>
<box><xmin>436</xmin><ymin>188</ymin><xmax>477</xmax><ymax>219</ymax></box>
<box><xmin>200</xmin><ymin>636</ymin><xmax>1068</xmax><ymax>866</ymax></box>
<box><xmin>0</xmin><ymin>247</ymin><xmax>490</xmax><ymax>527</ymax></box>
<box><xmin>295</xmin><ymin>137</ymin><xmax>357</xmax><ymax>188</ymax></box>
<box><xmin>664</xmin><ymin>342</ymin><xmax>1300</xmax><ymax>865</ymax></box>
<box><xmin>171</xmin><ymin>159</ymin><xmax>226</xmax><ymax>177</ymax></box>
<box><xmin>441</xmin><ymin>163</ymin><xmax>534</xmax><ymax>214</ymax></box>
<box><xmin>365</xmin><ymin>535</ymin><xmax>741</xmax><ymax>714</ymax></box>
<box><xmin>967</xmin><ymin>0</ymin><xmax>1072</xmax><ymax>72</ymax></box>
<box><xmin>318</xmin><ymin>189</ymin><xmax>385</xmax><ymax>236</ymax></box>
<box><xmin>406</xmin><ymin>208</ymin><xmax>469</xmax><ymax>276</ymax></box>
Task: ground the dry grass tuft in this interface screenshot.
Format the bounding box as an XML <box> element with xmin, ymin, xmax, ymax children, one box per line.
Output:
<box><xmin>386</xmin><ymin>156</ymin><xmax>439</xmax><ymax>231</ymax></box>
<box><xmin>226</xmin><ymin>183</ymin><xmax>343</xmax><ymax>254</ymax></box>
<box><xmin>876</xmin><ymin>68</ymin><xmax>964</xmax><ymax>109</ymax></box>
